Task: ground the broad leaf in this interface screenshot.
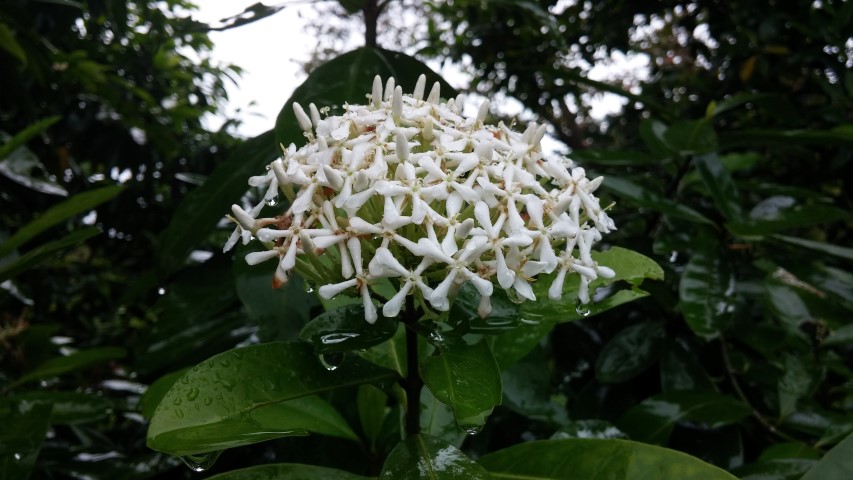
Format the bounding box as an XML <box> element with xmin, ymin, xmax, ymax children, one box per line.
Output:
<box><xmin>0</xmin><ymin>227</ymin><xmax>101</xmax><ymax>283</ymax></box>
<box><xmin>420</xmin><ymin>388</ymin><xmax>465</xmax><ymax>447</ymax></box>
<box><xmin>693</xmin><ymin>153</ymin><xmax>743</xmax><ymax>222</ymax></box>
<box><xmin>679</xmin><ymin>243</ymin><xmax>735</xmax><ymax>339</ymax></box>
<box><xmin>421</xmin><ymin>339</ymin><xmax>501</xmax><ymax>431</ymax></box>
<box><xmin>301</xmin><ymin>304</ymin><xmax>399</xmax><ymax>354</ymax></box>
<box><xmin>488</xmin><ymin>320</ymin><xmax>555</xmax><ymax>370</ymax></box>
<box><xmin>207</xmin><ymin>463</ymin><xmax>372</xmax><ymax>480</ymax></box>
<box><xmin>0</xmin><ymin>400</ymin><xmax>52</xmax><ymax>480</ymax></box>
<box><xmin>618</xmin><ymin>391</ymin><xmax>751</xmax><ymax>444</ymax></box>
<box><xmin>663</xmin><ymin>119</ymin><xmax>718</xmax><ymax>155</ymax></box>
<box><xmin>380</xmin><ymin>434</ymin><xmax>489</xmax><ymax>480</ymax></box>
<box><xmin>772</xmin><ymin>235</ymin><xmax>853</xmax><ymax>262</ymax></box>
<box><xmin>603</xmin><ymin>176</ymin><xmax>715</xmax><ymax>225</ymax></box>
<box><xmin>147</xmin><ymin>341</ymin><xmax>396</xmax><ymax>455</ymax></box>
<box><xmin>156</xmin><ymin>130</ymin><xmax>277</xmax><ymax>274</ymax></box>
<box><xmin>800</xmin><ymin>431</ymin><xmax>853</xmax><ymax>480</ymax></box>
<box><xmin>596</xmin><ymin>321</ymin><xmax>665</xmax><ymax>383</ymax></box>
<box><xmin>659</xmin><ymin>340</ymin><xmax>716</xmax><ymax>392</ymax></box>
<box><xmin>8</xmin><ymin>391</ymin><xmax>112</xmax><ymax>425</ymax></box>
<box><xmin>478</xmin><ymin>438</ymin><xmax>738</xmax><ymax>479</ymax></box>
<box><xmin>0</xmin><ymin>185</ymin><xmax>122</xmax><ymax>258</ymax></box>
<box><xmin>11</xmin><ymin>346</ymin><xmax>125</xmax><ymax>388</ymax></box>
<box><xmin>274</xmin><ymin>47</ymin><xmax>455</xmax><ymax>150</ymax></box>
<box><xmin>139</xmin><ymin>368</ymin><xmax>190</xmax><ymax>420</ymax></box>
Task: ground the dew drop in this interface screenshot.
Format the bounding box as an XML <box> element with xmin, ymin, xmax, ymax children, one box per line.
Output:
<box><xmin>428</xmin><ymin>330</ymin><xmax>444</xmax><ymax>346</ymax></box>
<box><xmin>463</xmin><ymin>425</ymin><xmax>483</xmax><ymax>436</ymax></box>
<box><xmin>320</xmin><ymin>332</ymin><xmax>359</xmax><ymax>345</ymax></box>
<box><xmin>178</xmin><ymin>451</ymin><xmax>222</xmax><ymax>472</ymax></box>
<box><xmin>266</xmin><ymin>196</ymin><xmax>279</xmax><ymax>207</ymax></box>
<box><xmin>304</xmin><ymin>284</ymin><xmax>315</xmax><ymax>293</ymax></box>
<box><xmin>157</xmin><ymin>287</ymin><xmax>166</xmax><ymax>295</ymax></box>
<box><xmin>174</xmin><ymin>408</ymin><xmax>184</xmax><ymax>419</ymax></box>
<box><xmin>319</xmin><ymin>352</ymin><xmax>345</xmax><ymax>371</ymax></box>
<box><xmin>13</xmin><ymin>452</ymin><xmax>21</xmax><ymax>461</ymax></box>
<box><xmin>186</xmin><ymin>387</ymin><xmax>199</xmax><ymax>401</ymax></box>
<box><xmin>575</xmin><ymin>303</ymin><xmax>591</xmax><ymax>317</ymax></box>
<box><xmin>172</xmin><ymin>397</ymin><xmax>182</xmax><ymax>406</ymax></box>
<box><xmin>203</xmin><ymin>397</ymin><xmax>213</xmax><ymax>406</ymax></box>
<box><xmin>669</xmin><ymin>250</ymin><xmax>679</xmax><ymax>263</ymax></box>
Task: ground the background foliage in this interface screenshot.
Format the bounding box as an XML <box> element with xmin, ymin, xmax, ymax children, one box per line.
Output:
<box><xmin>1</xmin><ymin>0</ymin><xmax>851</xmax><ymax>479</ymax></box>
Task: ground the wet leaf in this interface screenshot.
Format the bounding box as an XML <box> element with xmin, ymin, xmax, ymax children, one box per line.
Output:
<box><xmin>206</xmin><ymin>463</ymin><xmax>372</xmax><ymax>480</ymax></box>
<box><xmin>478</xmin><ymin>438</ymin><xmax>738</xmax><ymax>479</ymax></box>
<box><xmin>156</xmin><ymin>130</ymin><xmax>277</xmax><ymax>275</ymax></box>
<box><xmin>301</xmin><ymin>304</ymin><xmax>399</xmax><ymax>354</ymax></box>
<box><xmin>679</xmin><ymin>243</ymin><xmax>735</xmax><ymax>339</ymax></box>
<box><xmin>8</xmin><ymin>391</ymin><xmax>112</xmax><ymax>425</ymax></box>
<box><xmin>800</xmin><ymin>431</ymin><xmax>853</xmax><ymax>480</ymax></box>
<box><xmin>660</xmin><ymin>340</ymin><xmax>716</xmax><ymax>392</ymax></box>
<box><xmin>0</xmin><ymin>400</ymin><xmax>52</xmax><ymax>480</ymax></box>
<box><xmin>420</xmin><ymin>388</ymin><xmax>465</xmax><ymax>448</ymax></box>
<box><xmin>11</xmin><ymin>346</ymin><xmax>125</xmax><ymax>388</ymax></box>
<box><xmin>603</xmin><ymin>176</ymin><xmax>715</xmax><ymax>225</ymax></box>
<box><xmin>0</xmin><ymin>227</ymin><xmax>101</xmax><ymax>283</ymax></box>
<box><xmin>772</xmin><ymin>235</ymin><xmax>853</xmax><ymax>262</ymax></box>
<box><xmin>732</xmin><ymin>459</ymin><xmax>816</xmax><ymax>480</ymax></box>
<box><xmin>596</xmin><ymin>321</ymin><xmax>666</xmax><ymax>383</ymax></box>
<box><xmin>550</xmin><ymin>420</ymin><xmax>628</xmax><ymax>440</ymax></box>
<box><xmin>693</xmin><ymin>153</ymin><xmax>743</xmax><ymax>222</ymax></box>
<box><xmin>421</xmin><ymin>339</ymin><xmax>501</xmax><ymax>431</ymax></box>
<box><xmin>380</xmin><ymin>434</ymin><xmax>489</xmax><ymax>480</ymax></box>
<box><xmin>275</xmin><ymin>47</ymin><xmax>455</xmax><ymax>151</ymax></box>
<box><xmin>618</xmin><ymin>391</ymin><xmax>751</xmax><ymax>444</ymax></box>
<box><xmin>147</xmin><ymin>341</ymin><xmax>396</xmax><ymax>455</ymax></box>
<box><xmin>663</xmin><ymin>119</ymin><xmax>718</xmax><ymax>155</ymax></box>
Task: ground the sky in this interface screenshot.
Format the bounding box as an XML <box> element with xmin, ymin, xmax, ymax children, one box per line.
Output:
<box><xmin>192</xmin><ymin>2</ymin><xmax>643</xmax><ymax>145</ymax></box>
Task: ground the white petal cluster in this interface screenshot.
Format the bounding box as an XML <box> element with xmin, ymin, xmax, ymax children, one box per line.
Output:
<box><xmin>224</xmin><ymin>75</ymin><xmax>616</xmax><ymax>323</ymax></box>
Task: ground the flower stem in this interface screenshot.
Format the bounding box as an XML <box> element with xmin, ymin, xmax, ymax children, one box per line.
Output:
<box><xmin>403</xmin><ymin>294</ymin><xmax>422</xmax><ymax>436</ymax></box>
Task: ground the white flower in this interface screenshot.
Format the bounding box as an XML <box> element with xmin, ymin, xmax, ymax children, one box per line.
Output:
<box><xmin>224</xmin><ymin>75</ymin><xmax>616</xmax><ymax>322</ymax></box>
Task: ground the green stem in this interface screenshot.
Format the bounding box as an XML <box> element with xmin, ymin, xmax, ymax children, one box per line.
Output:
<box><xmin>403</xmin><ymin>295</ymin><xmax>422</xmax><ymax>436</ymax></box>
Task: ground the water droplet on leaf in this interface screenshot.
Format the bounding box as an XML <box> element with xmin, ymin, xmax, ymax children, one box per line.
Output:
<box><xmin>575</xmin><ymin>303</ymin><xmax>591</xmax><ymax>317</ymax></box>
<box><xmin>462</xmin><ymin>425</ymin><xmax>483</xmax><ymax>435</ymax></box>
<box><xmin>320</xmin><ymin>332</ymin><xmax>359</xmax><ymax>345</ymax></box>
<box><xmin>428</xmin><ymin>330</ymin><xmax>444</xmax><ymax>346</ymax></box>
<box><xmin>266</xmin><ymin>196</ymin><xmax>279</xmax><ymax>207</ymax></box>
<box><xmin>186</xmin><ymin>387</ymin><xmax>199</xmax><ymax>401</ymax></box>
<box><xmin>669</xmin><ymin>251</ymin><xmax>679</xmax><ymax>263</ymax></box>
<box><xmin>179</xmin><ymin>451</ymin><xmax>222</xmax><ymax>472</ymax></box>
<box><xmin>505</xmin><ymin>288</ymin><xmax>524</xmax><ymax>304</ymax></box>
<box><xmin>319</xmin><ymin>352</ymin><xmax>345</xmax><ymax>371</ymax></box>
<box><xmin>13</xmin><ymin>452</ymin><xmax>21</xmax><ymax>461</ymax></box>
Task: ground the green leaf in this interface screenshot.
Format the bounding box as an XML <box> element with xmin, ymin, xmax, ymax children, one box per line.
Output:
<box><xmin>603</xmin><ymin>176</ymin><xmax>715</xmax><ymax>225</ymax></box>
<box><xmin>659</xmin><ymin>340</ymin><xmax>716</xmax><ymax>392</ymax></box>
<box><xmin>380</xmin><ymin>434</ymin><xmax>489</xmax><ymax>480</ymax></box>
<box><xmin>639</xmin><ymin>119</ymin><xmax>675</xmax><ymax>157</ymax></box>
<box><xmin>777</xmin><ymin>354</ymin><xmax>822</xmax><ymax>419</ymax></box>
<box><xmin>147</xmin><ymin>341</ymin><xmax>396</xmax><ymax>455</ymax></box>
<box><xmin>488</xmin><ymin>320</ymin><xmax>554</xmax><ymax>370</ymax></box>
<box><xmin>772</xmin><ymin>235</ymin><xmax>853</xmax><ymax>262</ymax></box>
<box><xmin>823</xmin><ymin>324</ymin><xmax>853</xmax><ymax>348</ymax></box>
<box><xmin>596</xmin><ymin>321</ymin><xmax>665</xmax><ymax>383</ymax></box>
<box><xmin>693</xmin><ymin>153</ymin><xmax>743</xmax><ymax>222</ymax></box>
<box><xmin>0</xmin><ymin>22</ymin><xmax>27</xmax><ymax>66</ymax></box>
<box><xmin>357</xmin><ymin>384</ymin><xmax>388</xmax><ymax>451</ymax></box>
<box><xmin>478</xmin><ymin>438</ymin><xmax>738</xmax><ymax>479</ymax></box>
<box><xmin>0</xmin><ymin>400</ymin><xmax>52</xmax><ymax>480</ymax></box>
<box><xmin>800</xmin><ymin>431</ymin><xmax>853</xmax><ymax>480</ymax></box>
<box><xmin>156</xmin><ymin>130</ymin><xmax>277</xmax><ymax>274</ymax></box>
<box><xmin>207</xmin><ymin>463</ymin><xmax>372</xmax><ymax>480</ymax></box>
<box><xmin>139</xmin><ymin>368</ymin><xmax>190</xmax><ymax>420</ymax></box>
<box><xmin>0</xmin><ymin>227</ymin><xmax>101</xmax><ymax>283</ymax></box>
<box><xmin>0</xmin><ymin>116</ymin><xmax>60</xmax><ymax>160</ymax></box>
<box><xmin>10</xmin><ymin>346</ymin><xmax>125</xmax><ymax>388</ymax></box>
<box><xmin>732</xmin><ymin>459</ymin><xmax>816</xmax><ymax>480</ymax></box>
<box><xmin>8</xmin><ymin>391</ymin><xmax>112</xmax><ymax>425</ymax></box>
<box><xmin>234</xmin><ymin>242</ymin><xmax>317</xmax><ymax>342</ymax></box>
<box><xmin>0</xmin><ymin>142</ymin><xmax>68</xmax><ymax>196</ymax></box>
<box><xmin>448</xmin><ymin>285</ymin><xmax>521</xmax><ymax>335</ymax></box>
<box><xmin>523</xmin><ymin>247</ymin><xmax>664</xmax><ymax>324</ymax></box>
<box><xmin>618</xmin><ymin>391</ymin><xmax>751</xmax><ymax>444</ymax></box>
<box><xmin>732</xmin><ymin>196</ymin><xmax>850</xmax><ymax>235</ymax></box>
<box><xmin>300</xmin><ymin>304</ymin><xmax>399</xmax><ymax>354</ymax></box>
<box><xmin>720</xmin><ymin>127</ymin><xmax>853</xmax><ymax>148</ymax></box>
<box><xmin>421</xmin><ymin>339</ymin><xmax>501</xmax><ymax>431</ymax></box>
<box><xmin>420</xmin><ymin>388</ymin><xmax>465</xmax><ymax>447</ymax></box>
<box><xmin>502</xmin><ymin>349</ymin><xmax>570</xmax><ymax>427</ymax></box>
<box><xmin>275</xmin><ymin>47</ymin><xmax>455</xmax><ymax>151</ymax></box>
<box><xmin>663</xmin><ymin>119</ymin><xmax>719</xmax><ymax>155</ymax></box>
<box><xmin>359</xmin><ymin>323</ymin><xmax>407</xmax><ymax>377</ymax></box>
<box><xmin>0</xmin><ymin>185</ymin><xmax>123</xmax><ymax>258</ymax></box>
<box><xmin>679</xmin><ymin>244</ymin><xmax>735</xmax><ymax>339</ymax></box>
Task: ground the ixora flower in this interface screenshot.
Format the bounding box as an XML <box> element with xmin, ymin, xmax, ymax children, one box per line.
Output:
<box><xmin>224</xmin><ymin>75</ymin><xmax>616</xmax><ymax>323</ymax></box>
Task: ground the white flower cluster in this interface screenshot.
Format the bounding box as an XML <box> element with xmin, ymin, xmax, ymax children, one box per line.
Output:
<box><xmin>224</xmin><ymin>75</ymin><xmax>615</xmax><ymax>323</ymax></box>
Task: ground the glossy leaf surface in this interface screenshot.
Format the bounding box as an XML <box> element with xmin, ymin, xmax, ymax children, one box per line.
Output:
<box><xmin>380</xmin><ymin>434</ymin><xmax>489</xmax><ymax>480</ymax></box>
<box><xmin>8</xmin><ymin>391</ymin><xmax>112</xmax><ymax>425</ymax></box>
<box><xmin>301</xmin><ymin>304</ymin><xmax>399</xmax><ymax>354</ymax></box>
<box><xmin>421</xmin><ymin>339</ymin><xmax>501</xmax><ymax>431</ymax></box>
<box><xmin>800</xmin><ymin>431</ymin><xmax>853</xmax><ymax>480</ymax></box>
<box><xmin>0</xmin><ymin>400</ymin><xmax>52</xmax><ymax>480</ymax></box>
<box><xmin>478</xmin><ymin>439</ymin><xmax>738</xmax><ymax>479</ymax></box>
<box><xmin>618</xmin><ymin>391</ymin><xmax>751</xmax><ymax>444</ymax></box>
<box><xmin>11</xmin><ymin>346</ymin><xmax>125</xmax><ymax>388</ymax></box>
<box><xmin>147</xmin><ymin>341</ymin><xmax>396</xmax><ymax>455</ymax></box>
<box><xmin>0</xmin><ymin>227</ymin><xmax>101</xmax><ymax>283</ymax></box>
<box><xmin>679</xmin><ymin>243</ymin><xmax>735</xmax><ymax>339</ymax></box>
<box><xmin>206</xmin><ymin>463</ymin><xmax>372</xmax><ymax>480</ymax></box>
<box><xmin>596</xmin><ymin>321</ymin><xmax>665</xmax><ymax>383</ymax></box>
<box><xmin>603</xmin><ymin>176</ymin><xmax>715</xmax><ymax>225</ymax></box>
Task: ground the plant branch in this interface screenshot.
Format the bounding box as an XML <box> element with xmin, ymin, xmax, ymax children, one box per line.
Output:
<box><xmin>402</xmin><ymin>294</ymin><xmax>422</xmax><ymax>436</ymax></box>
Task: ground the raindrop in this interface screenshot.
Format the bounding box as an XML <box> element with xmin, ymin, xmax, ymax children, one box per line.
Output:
<box><xmin>669</xmin><ymin>251</ymin><xmax>679</xmax><ymax>263</ymax></box>
<box><xmin>174</xmin><ymin>408</ymin><xmax>184</xmax><ymax>419</ymax></box>
<box><xmin>304</xmin><ymin>284</ymin><xmax>315</xmax><ymax>293</ymax></box>
<box><xmin>13</xmin><ymin>453</ymin><xmax>21</xmax><ymax>461</ymax></box>
<box><xmin>575</xmin><ymin>303</ymin><xmax>591</xmax><ymax>317</ymax></box>
<box><xmin>320</xmin><ymin>332</ymin><xmax>359</xmax><ymax>345</ymax></box>
<box><xmin>428</xmin><ymin>330</ymin><xmax>444</xmax><ymax>346</ymax></box>
<box><xmin>462</xmin><ymin>425</ymin><xmax>483</xmax><ymax>436</ymax></box>
<box><xmin>319</xmin><ymin>352</ymin><xmax>345</xmax><ymax>371</ymax></box>
<box><xmin>203</xmin><ymin>397</ymin><xmax>213</xmax><ymax>406</ymax></box>
<box><xmin>186</xmin><ymin>388</ymin><xmax>199</xmax><ymax>401</ymax></box>
<box><xmin>157</xmin><ymin>287</ymin><xmax>166</xmax><ymax>295</ymax></box>
<box><xmin>172</xmin><ymin>397</ymin><xmax>182</xmax><ymax>406</ymax></box>
<box><xmin>266</xmin><ymin>196</ymin><xmax>279</xmax><ymax>207</ymax></box>
<box><xmin>179</xmin><ymin>451</ymin><xmax>222</xmax><ymax>472</ymax></box>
